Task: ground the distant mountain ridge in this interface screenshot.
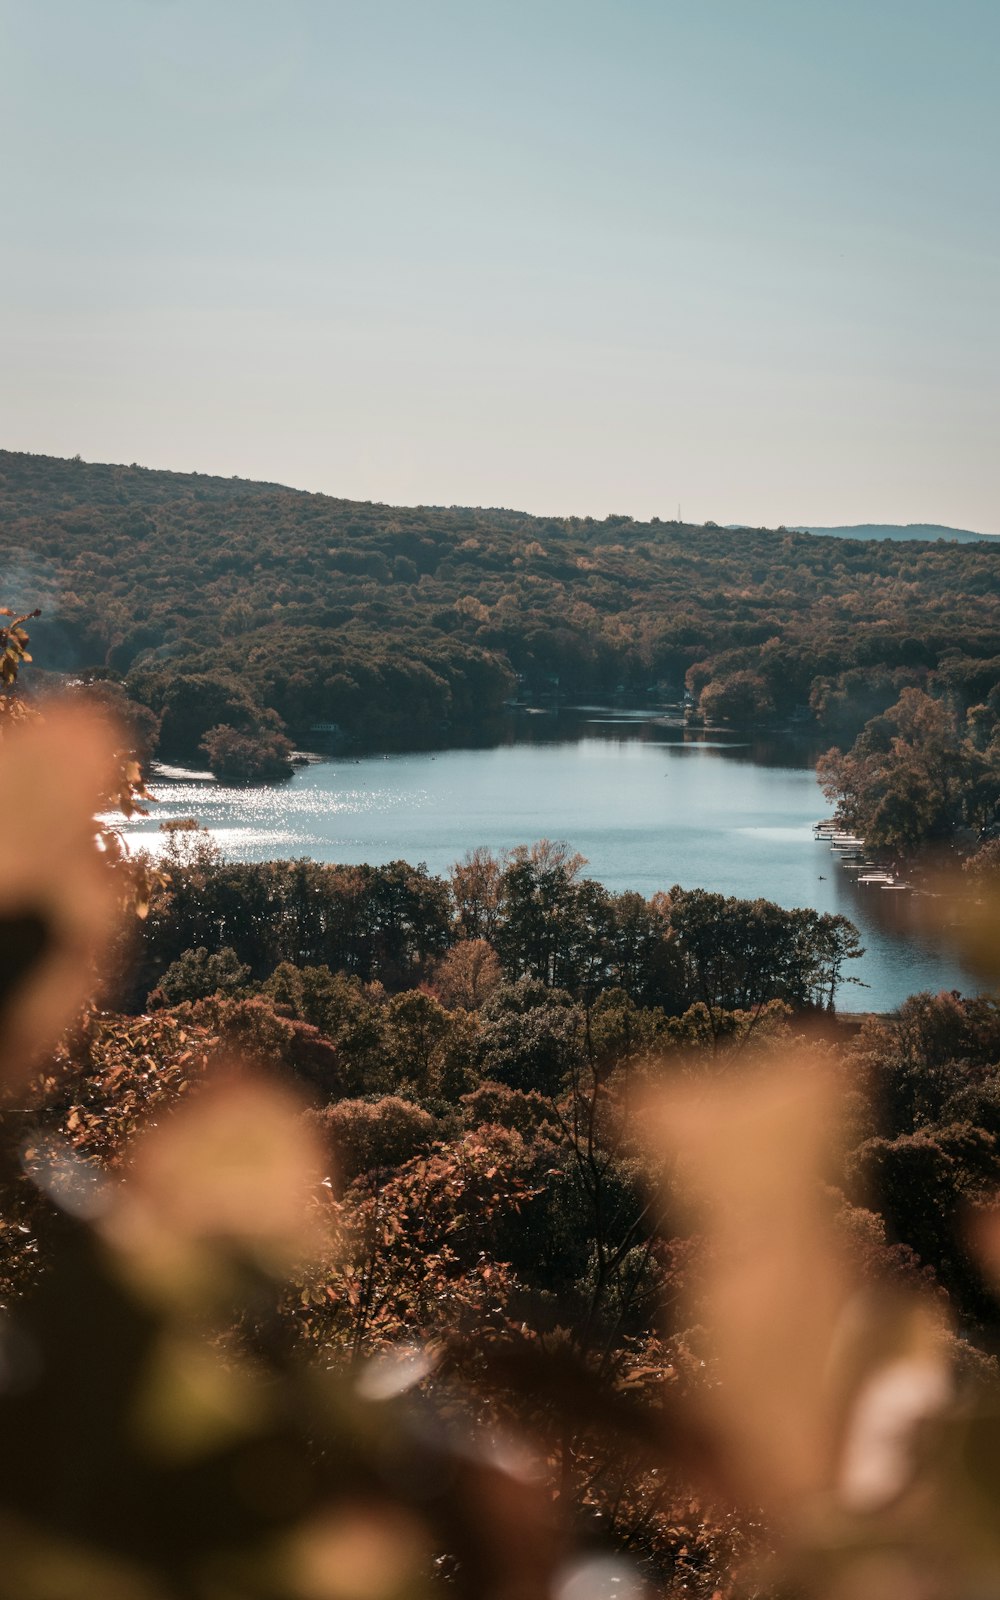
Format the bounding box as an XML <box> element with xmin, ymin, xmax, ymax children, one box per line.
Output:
<box><xmin>790</xmin><ymin>523</ymin><xmax>996</xmax><ymax>544</ymax></box>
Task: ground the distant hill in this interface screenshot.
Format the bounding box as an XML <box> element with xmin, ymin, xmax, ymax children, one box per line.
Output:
<box><xmin>0</xmin><ymin>449</ymin><xmax>997</xmax><ymax>754</ymax></box>
<box><xmin>791</xmin><ymin>523</ymin><xmax>996</xmax><ymax>544</ymax></box>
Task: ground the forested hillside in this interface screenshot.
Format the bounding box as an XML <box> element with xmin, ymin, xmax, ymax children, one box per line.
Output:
<box><xmin>3</xmin><ymin>450</ymin><xmax>999</xmax><ymax>759</ymax></box>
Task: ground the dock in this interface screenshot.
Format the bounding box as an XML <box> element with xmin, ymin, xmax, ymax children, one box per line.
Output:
<box><xmin>814</xmin><ymin>821</ymin><xmax>911</xmax><ymax>893</ymax></box>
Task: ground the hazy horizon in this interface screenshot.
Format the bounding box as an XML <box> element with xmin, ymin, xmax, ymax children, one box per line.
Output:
<box><xmin>2</xmin><ymin>0</ymin><xmax>998</xmax><ymax>533</ymax></box>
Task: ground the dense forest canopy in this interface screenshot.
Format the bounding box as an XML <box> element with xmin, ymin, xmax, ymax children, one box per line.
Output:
<box><xmin>123</xmin><ymin>832</ymin><xmax>864</xmax><ymax>1021</ymax></box>
<box><xmin>3</xmin><ymin>450</ymin><xmax>999</xmax><ymax>760</ymax></box>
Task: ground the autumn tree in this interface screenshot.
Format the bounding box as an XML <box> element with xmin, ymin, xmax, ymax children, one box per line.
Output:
<box><xmin>819</xmin><ymin>687</ymin><xmax>996</xmax><ymax>853</ymax></box>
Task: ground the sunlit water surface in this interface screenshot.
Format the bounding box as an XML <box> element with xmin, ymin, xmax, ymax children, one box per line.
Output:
<box><xmin>111</xmin><ymin>718</ymin><xmax>984</xmax><ymax>1013</ymax></box>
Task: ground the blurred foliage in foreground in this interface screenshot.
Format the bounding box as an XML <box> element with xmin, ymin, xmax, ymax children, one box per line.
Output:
<box><xmin>2</xmin><ymin>683</ymin><xmax>1000</xmax><ymax>1598</ymax></box>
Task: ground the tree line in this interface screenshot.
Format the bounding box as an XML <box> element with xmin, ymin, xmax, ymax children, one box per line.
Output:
<box><xmin>126</xmin><ymin>830</ymin><xmax>864</xmax><ymax>1024</ymax></box>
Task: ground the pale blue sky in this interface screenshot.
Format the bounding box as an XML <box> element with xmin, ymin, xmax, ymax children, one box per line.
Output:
<box><xmin>2</xmin><ymin>0</ymin><xmax>998</xmax><ymax>529</ymax></box>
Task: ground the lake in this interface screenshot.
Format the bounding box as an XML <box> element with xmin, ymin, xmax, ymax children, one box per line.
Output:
<box><xmin>114</xmin><ymin>713</ymin><xmax>983</xmax><ymax>1013</ymax></box>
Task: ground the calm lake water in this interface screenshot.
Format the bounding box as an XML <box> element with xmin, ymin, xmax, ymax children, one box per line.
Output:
<box><xmin>115</xmin><ymin>714</ymin><xmax>984</xmax><ymax>1013</ymax></box>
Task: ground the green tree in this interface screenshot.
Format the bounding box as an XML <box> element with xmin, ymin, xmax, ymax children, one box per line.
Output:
<box><xmin>156</xmin><ymin>944</ymin><xmax>250</xmax><ymax>1005</ymax></box>
<box><xmin>476</xmin><ymin>979</ymin><xmax>582</xmax><ymax>1094</ymax></box>
<box><xmin>201</xmin><ymin>721</ymin><xmax>294</xmax><ymax>782</ymax></box>
<box><xmin>819</xmin><ymin>687</ymin><xmax>995</xmax><ymax>853</ymax></box>
<box><xmin>381</xmin><ymin>989</ymin><xmax>454</xmax><ymax>1096</ymax></box>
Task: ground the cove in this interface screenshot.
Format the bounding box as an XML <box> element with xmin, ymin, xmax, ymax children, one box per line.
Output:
<box><xmin>119</xmin><ymin>715</ymin><xmax>983</xmax><ymax>1014</ymax></box>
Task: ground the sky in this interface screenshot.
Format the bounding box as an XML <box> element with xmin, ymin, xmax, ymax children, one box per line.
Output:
<box><xmin>2</xmin><ymin>0</ymin><xmax>998</xmax><ymax>530</ymax></box>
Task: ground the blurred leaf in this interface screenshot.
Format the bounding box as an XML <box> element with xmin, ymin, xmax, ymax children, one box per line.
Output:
<box><xmin>131</xmin><ymin>1332</ymin><xmax>269</xmax><ymax>1462</ymax></box>
<box><xmin>102</xmin><ymin>1068</ymin><xmax>332</xmax><ymax>1308</ymax></box>
<box><xmin>283</xmin><ymin>1505</ymin><xmax>427</xmax><ymax>1600</ymax></box>
<box><xmin>0</xmin><ymin>706</ymin><xmax>122</xmax><ymax>1081</ymax></box>
<box><xmin>641</xmin><ymin>1058</ymin><xmax>853</xmax><ymax>1512</ymax></box>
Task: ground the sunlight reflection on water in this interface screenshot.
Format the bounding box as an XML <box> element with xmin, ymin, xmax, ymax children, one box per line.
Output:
<box><xmin>103</xmin><ymin>736</ymin><xmax>983</xmax><ymax>1011</ymax></box>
